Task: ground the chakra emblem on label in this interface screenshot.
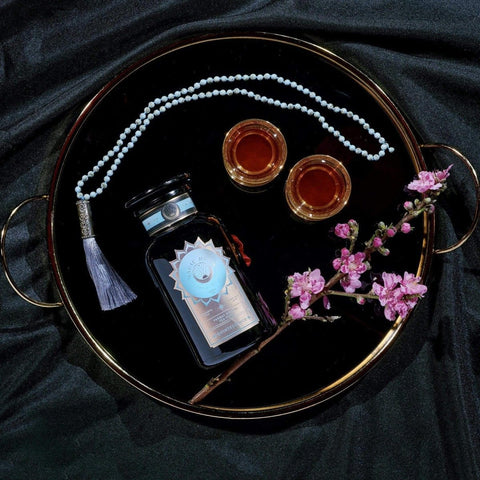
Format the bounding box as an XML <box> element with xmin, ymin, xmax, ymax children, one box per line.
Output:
<box><xmin>169</xmin><ymin>237</ymin><xmax>233</xmax><ymax>305</ymax></box>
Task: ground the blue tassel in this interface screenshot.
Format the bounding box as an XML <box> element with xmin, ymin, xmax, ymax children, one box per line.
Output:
<box><xmin>77</xmin><ymin>200</ymin><xmax>136</xmax><ymax>311</ymax></box>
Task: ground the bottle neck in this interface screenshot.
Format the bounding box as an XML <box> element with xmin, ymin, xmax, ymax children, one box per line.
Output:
<box><xmin>139</xmin><ymin>192</ymin><xmax>197</xmax><ymax>236</ymax></box>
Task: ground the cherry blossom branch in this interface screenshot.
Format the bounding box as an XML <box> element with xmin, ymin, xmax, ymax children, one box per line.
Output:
<box><xmin>324</xmin><ymin>289</ymin><xmax>379</xmax><ymax>300</ymax></box>
<box><xmin>189</xmin><ymin>165</ymin><xmax>452</xmax><ymax>404</ymax></box>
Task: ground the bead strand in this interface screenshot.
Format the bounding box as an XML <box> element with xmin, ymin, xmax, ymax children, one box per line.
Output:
<box><xmin>76</xmin><ymin>73</ymin><xmax>395</xmax><ymax>200</ymax></box>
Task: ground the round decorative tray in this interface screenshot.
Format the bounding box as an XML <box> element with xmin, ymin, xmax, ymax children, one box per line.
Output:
<box><xmin>25</xmin><ymin>33</ymin><xmax>442</xmax><ymax>418</ymax></box>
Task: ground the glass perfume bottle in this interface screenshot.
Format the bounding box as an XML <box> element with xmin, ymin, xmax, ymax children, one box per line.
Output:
<box><xmin>126</xmin><ymin>173</ymin><xmax>275</xmax><ymax>369</ymax></box>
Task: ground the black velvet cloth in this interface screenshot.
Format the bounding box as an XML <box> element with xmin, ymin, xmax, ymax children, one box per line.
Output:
<box><xmin>1</xmin><ymin>2</ymin><xmax>479</xmax><ymax>479</ymax></box>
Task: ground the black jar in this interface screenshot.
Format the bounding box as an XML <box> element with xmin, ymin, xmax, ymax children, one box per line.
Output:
<box><xmin>126</xmin><ymin>173</ymin><xmax>275</xmax><ymax>369</ymax></box>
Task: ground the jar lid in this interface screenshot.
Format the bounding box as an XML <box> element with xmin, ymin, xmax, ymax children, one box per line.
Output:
<box><xmin>125</xmin><ymin>172</ymin><xmax>191</xmax><ymax>216</ymax></box>
<box><xmin>222</xmin><ymin>119</ymin><xmax>287</xmax><ymax>188</ymax></box>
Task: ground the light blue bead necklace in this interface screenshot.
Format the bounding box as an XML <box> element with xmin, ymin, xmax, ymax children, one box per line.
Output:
<box><xmin>75</xmin><ymin>72</ymin><xmax>396</xmax><ymax>310</ymax></box>
<box><xmin>75</xmin><ymin>72</ymin><xmax>394</xmax><ymax>200</ymax></box>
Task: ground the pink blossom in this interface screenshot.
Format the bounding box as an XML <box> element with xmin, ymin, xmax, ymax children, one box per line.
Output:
<box><xmin>333</xmin><ymin>248</ymin><xmax>368</xmax><ymax>276</ymax></box>
<box><xmin>407</xmin><ymin>171</ymin><xmax>439</xmax><ymax>193</ymax></box>
<box><xmin>340</xmin><ymin>274</ymin><xmax>362</xmax><ymax>293</ymax></box>
<box><xmin>308</xmin><ymin>268</ymin><xmax>326</xmax><ymax>294</ymax></box>
<box><xmin>288</xmin><ymin>268</ymin><xmax>326</xmax><ymax>318</ymax></box>
<box><xmin>372</xmin><ymin>272</ymin><xmax>402</xmax><ymax>321</ymax></box>
<box><xmin>289</xmin><ymin>269</ymin><xmax>325</xmax><ymax>298</ymax></box>
<box><xmin>373</xmin><ymin>237</ymin><xmax>383</xmax><ymax>248</ymax></box>
<box><xmin>300</xmin><ymin>291</ymin><xmax>312</xmax><ymax>310</ymax></box>
<box><xmin>400</xmin><ymin>272</ymin><xmax>428</xmax><ymax>297</ymax></box>
<box><xmin>323</xmin><ymin>296</ymin><xmax>331</xmax><ymax>310</ymax></box>
<box><xmin>386</xmin><ymin>228</ymin><xmax>396</xmax><ymax>238</ymax></box>
<box><xmin>334</xmin><ymin>223</ymin><xmax>351</xmax><ymax>239</ymax></box>
<box><xmin>401</xmin><ymin>223</ymin><xmax>411</xmax><ymax>234</ymax></box>
<box><xmin>372</xmin><ymin>271</ymin><xmax>427</xmax><ymax>321</ymax></box>
<box><xmin>289</xmin><ymin>272</ymin><xmax>309</xmax><ymax>297</ymax></box>
<box><xmin>332</xmin><ymin>256</ymin><xmax>343</xmax><ymax>271</ymax></box>
<box><xmin>403</xmin><ymin>201</ymin><xmax>414</xmax><ymax>211</ymax></box>
<box><xmin>407</xmin><ymin>166</ymin><xmax>452</xmax><ymax>194</ymax></box>
<box><xmin>332</xmin><ymin>248</ymin><xmax>351</xmax><ymax>271</ymax></box>
<box><xmin>333</xmin><ymin>249</ymin><xmax>369</xmax><ymax>293</ymax></box>
<box><xmin>289</xmin><ymin>304</ymin><xmax>306</xmax><ymax>319</ymax></box>
<box><xmin>435</xmin><ymin>164</ymin><xmax>453</xmax><ymax>182</ymax></box>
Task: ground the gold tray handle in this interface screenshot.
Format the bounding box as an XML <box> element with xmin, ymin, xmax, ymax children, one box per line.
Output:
<box><xmin>420</xmin><ymin>143</ymin><xmax>480</xmax><ymax>255</ymax></box>
<box><xmin>1</xmin><ymin>195</ymin><xmax>63</xmax><ymax>308</ymax></box>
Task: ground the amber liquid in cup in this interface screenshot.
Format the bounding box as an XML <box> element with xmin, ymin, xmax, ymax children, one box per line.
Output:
<box><xmin>234</xmin><ymin>131</ymin><xmax>275</xmax><ymax>175</ymax></box>
<box><xmin>285</xmin><ymin>155</ymin><xmax>351</xmax><ymax>221</ymax></box>
<box><xmin>223</xmin><ymin>119</ymin><xmax>287</xmax><ymax>188</ymax></box>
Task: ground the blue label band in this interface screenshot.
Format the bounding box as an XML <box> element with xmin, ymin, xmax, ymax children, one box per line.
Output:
<box><xmin>141</xmin><ymin>193</ymin><xmax>196</xmax><ymax>235</ymax></box>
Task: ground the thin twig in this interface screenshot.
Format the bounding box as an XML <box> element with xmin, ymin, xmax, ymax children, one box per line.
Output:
<box><xmin>189</xmin><ymin>319</ymin><xmax>293</xmax><ymax>404</ymax></box>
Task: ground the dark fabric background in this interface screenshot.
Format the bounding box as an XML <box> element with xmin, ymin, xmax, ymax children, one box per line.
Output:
<box><xmin>1</xmin><ymin>1</ymin><xmax>479</xmax><ymax>479</ymax></box>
